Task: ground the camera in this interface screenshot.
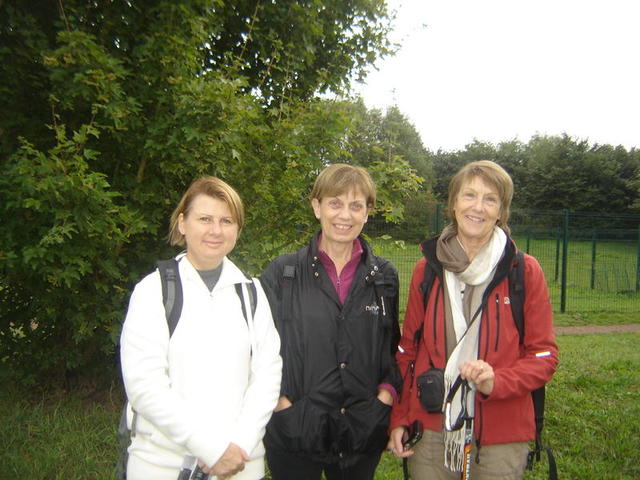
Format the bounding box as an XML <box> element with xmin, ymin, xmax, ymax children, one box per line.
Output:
<box><xmin>403</xmin><ymin>420</ymin><xmax>423</xmax><ymax>450</ymax></box>
<box><xmin>416</xmin><ymin>367</ymin><xmax>445</xmax><ymax>413</ymax></box>
<box><xmin>178</xmin><ymin>456</ymin><xmax>209</xmax><ymax>480</ymax></box>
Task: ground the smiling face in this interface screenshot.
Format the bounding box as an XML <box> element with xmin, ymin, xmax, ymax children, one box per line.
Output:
<box><xmin>178</xmin><ymin>194</ymin><xmax>239</xmax><ymax>270</ymax></box>
<box><xmin>312</xmin><ymin>189</ymin><xmax>369</xmax><ymax>248</ymax></box>
<box><xmin>454</xmin><ymin>176</ymin><xmax>501</xmax><ymax>250</ymax></box>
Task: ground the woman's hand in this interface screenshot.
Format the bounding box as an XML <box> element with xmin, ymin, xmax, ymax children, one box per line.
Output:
<box><xmin>274</xmin><ymin>395</ymin><xmax>292</xmax><ymax>412</ymax></box>
<box><xmin>459</xmin><ymin>360</ymin><xmax>495</xmax><ymax>396</ymax></box>
<box><xmin>376</xmin><ymin>388</ymin><xmax>394</xmax><ymax>406</ymax></box>
<box><xmin>202</xmin><ymin>443</ymin><xmax>249</xmax><ymax>479</ymax></box>
<box><xmin>387</xmin><ymin>426</ymin><xmax>414</xmax><ymax>458</ymax></box>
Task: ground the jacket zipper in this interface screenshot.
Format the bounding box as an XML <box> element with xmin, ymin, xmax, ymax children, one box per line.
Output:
<box><xmin>482</xmin><ymin>307</ymin><xmax>490</xmax><ymax>360</ymax></box>
<box><xmin>433</xmin><ymin>285</ymin><xmax>441</xmax><ymax>358</ymax></box>
<box><xmin>494</xmin><ymin>293</ymin><xmax>501</xmax><ymax>352</ymax></box>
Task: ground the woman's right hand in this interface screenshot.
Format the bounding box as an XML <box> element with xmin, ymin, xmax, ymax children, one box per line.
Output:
<box><xmin>274</xmin><ymin>395</ymin><xmax>292</xmax><ymax>412</ymax></box>
<box><xmin>205</xmin><ymin>442</ymin><xmax>249</xmax><ymax>479</ymax></box>
<box><xmin>387</xmin><ymin>426</ymin><xmax>414</xmax><ymax>458</ymax></box>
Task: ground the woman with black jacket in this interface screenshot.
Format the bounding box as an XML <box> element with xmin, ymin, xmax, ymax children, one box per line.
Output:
<box><xmin>260</xmin><ymin>164</ymin><xmax>402</xmax><ymax>480</ymax></box>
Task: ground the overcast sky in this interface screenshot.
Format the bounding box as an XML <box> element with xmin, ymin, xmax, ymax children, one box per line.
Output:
<box><xmin>355</xmin><ymin>0</ymin><xmax>640</xmax><ymax>152</ymax></box>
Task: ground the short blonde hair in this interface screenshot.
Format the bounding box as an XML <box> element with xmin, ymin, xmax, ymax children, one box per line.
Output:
<box><xmin>309</xmin><ymin>163</ymin><xmax>376</xmax><ymax>209</ymax></box>
<box><xmin>447</xmin><ymin>160</ymin><xmax>513</xmax><ymax>234</ymax></box>
<box><xmin>168</xmin><ymin>176</ymin><xmax>244</xmax><ymax>247</ymax></box>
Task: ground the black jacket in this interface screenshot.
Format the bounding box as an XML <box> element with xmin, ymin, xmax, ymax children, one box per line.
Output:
<box><xmin>260</xmin><ymin>233</ymin><xmax>402</xmax><ymax>465</ymax></box>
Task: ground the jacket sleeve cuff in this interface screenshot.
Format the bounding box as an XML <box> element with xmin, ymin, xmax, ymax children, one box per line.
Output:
<box><xmin>187</xmin><ymin>426</ymin><xmax>230</xmax><ymax>469</ymax></box>
<box><xmin>378</xmin><ymin>383</ymin><xmax>399</xmax><ymax>405</ymax></box>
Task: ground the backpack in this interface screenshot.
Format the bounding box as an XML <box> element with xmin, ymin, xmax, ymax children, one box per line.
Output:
<box><xmin>418</xmin><ymin>250</ymin><xmax>557</xmax><ymax>480</ymax></box>
<box><xmin>115</xmin><ymin>258</ymin><xmax>257</xmax><ymax>480</ymax></box>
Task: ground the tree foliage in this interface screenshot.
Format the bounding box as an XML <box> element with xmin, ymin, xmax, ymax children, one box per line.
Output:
<box><xmin>342</xmin><ymin>100</ymin><xmax>430</xmax><ymax>223</ymax></box>
<box><xmin>0</xmin><ymin>0</ymin><xmax>414</xmax><ymax>384</ymax></box>
<box><xmin>429</xmin><ymin>135</ymin><xmax>640</xmax><ymax>216</ymax></box>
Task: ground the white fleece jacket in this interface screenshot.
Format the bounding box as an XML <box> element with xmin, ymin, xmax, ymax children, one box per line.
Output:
<box><xmin>120</xmin><ymin>254</ymin><xmax>282</xmax><ymax>479</ymax></box>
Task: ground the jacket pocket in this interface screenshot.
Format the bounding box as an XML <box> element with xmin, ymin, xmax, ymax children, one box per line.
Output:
<box><xmin>265</xmin><ymin>397</ymin><xmax>330</xmax><ymax>454</ymax></box>
<box><xmin>344</xmin><ymin>397</ymin><xmax>391</xmax><ymax>454</ymax></box>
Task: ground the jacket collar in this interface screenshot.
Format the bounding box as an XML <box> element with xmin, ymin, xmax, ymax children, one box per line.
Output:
<box><xmin>176</xmin><ymin>252</ymin><xmax>250</xmax><ymax>289</ymax></box>
<box><xmin>309</xmin><ymin>231</ymin><xmax>382</xmax><ymax>286</ymax></box>
<box><xmin>421</xmin><ymin>231</ymin><xmax>517</xmax><ymax>284</ymax></box>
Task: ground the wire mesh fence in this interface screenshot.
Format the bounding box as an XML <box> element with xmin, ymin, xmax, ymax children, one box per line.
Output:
<box><xmin>364</xmin><ymin>207</ymin><xmax>640</xmax><ymax>313</ymax></box>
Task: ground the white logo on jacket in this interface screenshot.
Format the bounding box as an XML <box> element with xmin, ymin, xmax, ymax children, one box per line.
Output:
<box><xmin>365</xmin><ymin>304</ymin><xmax>379</xmax><ymax>314</ymax></box>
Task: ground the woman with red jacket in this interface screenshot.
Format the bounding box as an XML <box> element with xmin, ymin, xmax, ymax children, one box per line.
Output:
<box><xmin>388</xmin><ymin>160</ymin><xmax>558</xmax><ymax>480</ymax></box>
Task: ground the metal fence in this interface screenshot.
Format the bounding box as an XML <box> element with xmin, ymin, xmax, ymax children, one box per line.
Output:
<box><xmin>364</xmin><ymin>207</ymin><xmax>640</xmax><ymax>313</ymax></box>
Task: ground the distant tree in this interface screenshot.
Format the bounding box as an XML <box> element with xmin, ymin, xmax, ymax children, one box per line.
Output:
<box><xmin>340</xmin><ymin>100</ymin><xmax>425</xmax><ymax>223</ymax></box>
<box><xmin>518</xmin><ymin>135</ymin><xmax>639</xmax><ymax>213</ymax></box>
<box><xmin>380</xmin><ymin>106</ymin><xmax>433</xmax><ymax>185</ymax></box>
<box><xmin>428</xmin><ymin>135</ymin><xmax>640</xmax><ymax>215</ymax></box>
<box><xmin>431</xmin><ymin>140</ymin><xmax>497</xmax><ymax>201</ymax></box>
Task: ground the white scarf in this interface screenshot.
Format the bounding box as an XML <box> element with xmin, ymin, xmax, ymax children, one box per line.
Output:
<box><xmin>442</xmin><ymin>227</ymin><xmax>507</xmax><ymax>472</ymax></box>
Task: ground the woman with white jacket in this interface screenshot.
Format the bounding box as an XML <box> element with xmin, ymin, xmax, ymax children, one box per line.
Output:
<box><xmin>120</xmin><ymin>176</ymin><xmax>282</xmax><ymax>480</ymax></box>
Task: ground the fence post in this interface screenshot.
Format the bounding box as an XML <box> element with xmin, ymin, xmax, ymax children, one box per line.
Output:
<box><xmin>560</xmin><ymin>209</ymin><xmax>569</xmax><ymax>313</ymax></box>
<box><xmin>591</xmin><ymin>229</ymin><xmax>597</xmax><ymax>290</ymax></box>
<box><xmin>554</xmin><ymin>227</ymin><xmax>560</xmax><ymax>283</ymax></box>
<box><xmin>637</xmin><ymin>223</ymin><xmax>640</xmax><ymax>292</ymax></box>
<box><xmin>434</xmin><ymin>203</ymin><xmax>442</xmax><ymax>235</ymax></box>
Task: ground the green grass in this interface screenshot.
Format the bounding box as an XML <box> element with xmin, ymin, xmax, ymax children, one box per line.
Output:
<box><xmin>0</xmin><ymin>383</ymin><xmax>122</xmax><ymax>480</ymax></box>
<box><xmin>2</xmin><ymin>333</ymin><xmax>638</xmax><ymax>479</ymax></box>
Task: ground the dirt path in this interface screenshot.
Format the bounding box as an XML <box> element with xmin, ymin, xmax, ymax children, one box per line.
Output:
<box><xmin>555</xmin><ymin>323</ymin><xmax>640</xmax><ymax>335</ymax></box>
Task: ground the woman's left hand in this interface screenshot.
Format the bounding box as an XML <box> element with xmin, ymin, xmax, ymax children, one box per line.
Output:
<box><xmin>459</xmin><ymin>360</ymin><xmax>495</xmax><ymax>396</ymax></box>
<box><xmin>376</xmin><ymin>388</ymin><xmax>394</xmax><ymax>406</ymax></box>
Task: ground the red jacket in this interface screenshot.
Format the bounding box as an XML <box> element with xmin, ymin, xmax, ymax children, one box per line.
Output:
<box><xmin>390</xmin><ymin>236</ymin><xmax>559</xmax><ymax>446</ymax></box>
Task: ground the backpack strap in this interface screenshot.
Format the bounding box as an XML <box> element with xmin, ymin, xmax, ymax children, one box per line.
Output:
<box><xmin>282</xmin><ymin>264</ymin><xmax>296</xmax><ymax>325</ymax></box>
<box><xmin>509</xmin><ymin>250</ymin><xmax>526</xmax><ymax>344</ymax></box>
<box><xmin>235</xmin><ymin>278</ymin><xmax>258</xmax><ymax>326</ymax></box>
<box><xmin>115</xmin><ymin>406</ymin><xmax>130</xmax><ymax>480</ymax></box>
<box><xmin>526</xmin><ymin>387</ymin><xmax>557</xmax><ymax>478</ymax></box>
<box><xmin>156</xmin><ymin>258</ymin><xmax>183</xmax><ymax>337</ymax></box>
<box><xmin>235</xmin><ymin>277</ymin><xmax>258</xmax><ymax>357</ymax></box>
<box><xmin>418</xmin><ymin>260</ymin><xmax>443</xmax><ymax>369</ymax></box>
<box><xmin>419</xmin><ymin>262</ymin><xmax>437</xmax><ymax>315</ymax></box>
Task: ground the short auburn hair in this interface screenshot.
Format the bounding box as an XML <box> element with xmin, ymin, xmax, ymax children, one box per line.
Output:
<box><xmin>168</xmin><ymin>176</ymin><xmax>244</xmax><ymax>247</ymax></box>
<box><xmin>309</xmin><ymin>163</ymin><xmax>376</xmax><ymax>209</ymax></box>
<box><xmin>447</xmin><ymin>160</ymin><xmax>513</xmax><ymax>234</ymax></box>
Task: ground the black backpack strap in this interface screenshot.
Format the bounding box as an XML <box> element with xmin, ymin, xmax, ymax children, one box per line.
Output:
<box><xmin>420</xmin><ymin>262</ymin><xmax>437</xmax><ymax>313</ymax></box>
<box><xmin>234</xmin><ymin>277</ymin><xmax>258</xmax><ymax>326</ymax></box>
<box><xmin>282</xmin><ymin>264</ymin><xmax>296</xmax><ymax>324</ymax></box>
<box><xmin>235</xmin><ymin>274</ymin><xmax>259</xmax><ymax>359</ymax></box>
<box><xmin>525</xmin><ymin>386</ymin><xmax>557</xmax><ymax>479</ymax></box>
<box><xmin>528</xmin><ymin>444</ymin><xmax>557</xmax><ymax>480</ymax></box>
<box><xmin>156</xmin><ymin>258</ymin><xmax>183</xmax><ymax>337</ymax></box>
<box><xmin>247</xmin><ymin>279</ymin><xmax>257</xmax><ymax>318</ymax></box>
<box><xmin>115</xmin><ymin>405</ymin><xmax>129</xmax><ymax>480</ymax></box>
<box><xmin>532</xmin><ymin>386</ymin><xmax>546</xmax><ymax>450</ymax></box>
<box><xmin>509</xmin><ymin>250</ymin><xmax>526</xmax><ymax>344</ymax></box>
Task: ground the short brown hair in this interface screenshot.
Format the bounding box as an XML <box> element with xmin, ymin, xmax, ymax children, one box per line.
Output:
<box><xmin>447</xmin><ymin>160</ymin><xmax>513</xmax><ymax>234</ymax></box>
<box><xmin>309</xmin><ymin>163</ymin><xmax>376</xmax><ymax>209</ymax></box>
<box><xmin>168</xmin><ymin>176</ymin><xmax>244</xmax><ymax>247</ymax></box>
